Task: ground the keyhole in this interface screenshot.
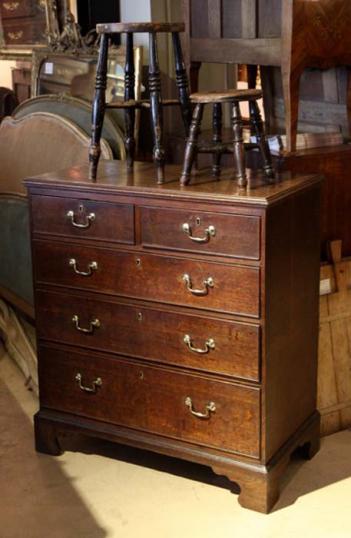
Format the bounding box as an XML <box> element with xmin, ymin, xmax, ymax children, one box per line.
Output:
<box><xmin>196</xmin><ymin>217</ymin><xmax>201</xmax><ymax>226</ymax></box>
<box><xmin>137</xmin><ymin>312</ymin><xmax>143</xmax><ymax>322</ymax></box>
<box><xmin>136</xmin><ymin>258</ymin><xmax>141</xmax><ymax>267</ymax></box>
<box><xmin>139</xmin><ymin>371</ymin><xmax>144</xmax><ymax>380</ymax></box>
<box><xmin>79</xmin><ymin>204</ymin><xmax>84</xmax><ymax>213</ymax></box>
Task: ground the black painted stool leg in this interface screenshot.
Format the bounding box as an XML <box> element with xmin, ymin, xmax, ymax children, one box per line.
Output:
<box><xmin>212</xmin><ymin>102</ymin><xmax>222</xmax><ymax>178</ymax></box>
<box><xmin>249</xmin><ymin>99</ymin><xmax>274</xmax><ymax>178</ymax></box>
<box><xmin>232</xmin><ymin>101</ymin><xmax>247</xmax><ymax>187</ymax></box>
<box><xmin>149</xmin><ymin>32</ymin><xmax>165</xmax><ymax>184</ymax></box>
<box><xmin>180</xmin><ymin>103</ymin><xmax>204</xmax><ymax>186</ymax></box>
<box><xmin>172</xmin><ymin>31</ymin><xmax>192</xmax><ymax>134</ymax></box>
<box><xmin>89</xmin><ymin>33</ymin><xmax>109</xmax><ymax>181</ymax></box>
<box><xmin>124</xmin><ymin>32</ymin><xmax>136</xmax><ymax>169</ymax></box>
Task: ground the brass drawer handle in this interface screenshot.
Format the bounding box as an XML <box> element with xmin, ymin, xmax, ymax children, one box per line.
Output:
<box><xmin>185</xmin><ymin>397</ymin><xmax>216</xmax><ymax>419</ymax></box>
<box><xmin>72</xmin><ymin>315</ymin><xmax>100</xmax><ymax>334</ymax></box>
<box><xmin>75</xmin><ymin>373</ymin><xmax>102</xmax><ymax>393</ymax></box>
<box><xmin>7</xmin><ymin>30</ymin><xmax>23</xmax><ymax>40</ymax></box>
<box><xmin>182</xmin><ymin>223</ymin><xmax>216</xmax><ymax>243</ymax></box>
<box><xmin>69</xmin><ymin>258</ymin><xmax>98</xmax><ymax>276</ymax></box>
<box><xmin>3</xmin><ymin>2</ymin><xmax>20</xmax><ymax>11</ymax></box>
<box><xmin>67</xmin><ymin>210</ymin><xmax>95</xmax><ymax>229</ymax></box>
<box><xmin>184</xmin><ymin>334</ymin><xmax>215</xmax><ymax>354</ymax></box>
<box><xmin>182</xmin><ymin>273</ymin><xmax>214</xmax><ymax>296</ymax></box>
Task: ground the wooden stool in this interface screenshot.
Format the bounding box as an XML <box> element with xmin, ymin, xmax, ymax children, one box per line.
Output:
<box><xmin>180</xmin><ymin>89</ymin><xmax>274</xmax><ymax>187</ymax></box>
<box><xmin>89</xmin><ymin>22</ymin><xmax>192</xmax><ymax>184</ymax></box>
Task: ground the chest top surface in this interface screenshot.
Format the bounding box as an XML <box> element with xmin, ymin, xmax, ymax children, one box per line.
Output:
<box><xmin>24</xmin><ymin>160</ymin><xmax>322</xmax><ymax>208</ymax></box>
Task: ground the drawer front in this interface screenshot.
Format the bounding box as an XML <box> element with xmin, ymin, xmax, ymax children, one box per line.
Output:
<box><xmin>31</xmin><ymin>195</ymin><xmax>135</xmax><ymax>245</ymax></box>
<box><xmin>33</xmin><ymin>241</ymin><xmax>260</xmax><ymax>317</ymax></box>
<box><xmin>0</xmin><ymin>0</ymin><xmax>35</xmax><ymax>19</ymax></box>
<box><xmin>2</xmin><ymin>18</ymin><xmax>45</xmax><ymax>44</ymax></box>
<box><xmin>141</xmin><ymin>207</ymin><xmax>260</xmax><ymax>260</ymax></box>
<box><xmin>36</xmin><ymin>290</ymin><xmax>260</xmax><ymax>381</ymax></box>
<box><xmin>39</xmin><ymin>346</ymin><xmax>261</xmax><ymax>458</ymax></box>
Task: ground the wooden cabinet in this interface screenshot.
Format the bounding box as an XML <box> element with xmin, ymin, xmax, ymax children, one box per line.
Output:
<box><xmin>183</xmin><ymin>0</ymin><xmax>351</xmax><ymax>151</ymax></box>
<box><xmin>0</xmin><ymin>0</ymin><xmax>46</xmax><ymax>47</ymax></box>
<box><xmin>11</xmin><ymin>66</ymin><xmax>31</xmax><ymax>103</ymax></box>
<box><xmin>27</xmin><ymin>161</ymin><xmax>322</xmax><ymax>513</ymax></box>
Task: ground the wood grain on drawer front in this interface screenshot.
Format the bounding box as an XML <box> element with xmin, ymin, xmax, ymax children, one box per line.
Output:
<box><xmin>36</xmin><ymin>290</ymin><xmax>260</xmax><ymax>381</ymax></box>
<box><xmin>30</xmin><ymin>195</ymin><xmax>134</xmax><ymax>245</ymax></box>
<box><xmin>33</xmin><ymin>241</ymin><xmax>260</xmax><ymax>317</ymax></box>
<box><xmin>0</xmin><ymin>0</ymin><xmax>36</xmax><ymax>19</ymax></box>
<box><xmin>39</xmin><ymin>346</ymin><xmax>261</xmax><ymax>457</ymax></box>
<box><xmin>141</xmin><ymin>207</ymin><xmax>260</xmax><ymax>259</ymax></box>
<box><xmin>2</xmin><ymin>18</ymin><xmax>45</xmax><ymax>44</ymax></box>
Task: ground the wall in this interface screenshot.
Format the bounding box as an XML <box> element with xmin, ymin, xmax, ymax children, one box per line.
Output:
<box><xmin>120</xmin><ymin>0</ymin><xmax>151</xmax><ymax>49</ymax></box>
<box><xmin>0</xmin><ymin>61</ymin><xmax>15</xmax><ymax>88</ymax></box>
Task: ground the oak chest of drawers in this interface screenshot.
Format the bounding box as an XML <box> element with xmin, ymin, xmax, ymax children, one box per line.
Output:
<box><xmin>0</xmin><ymin>0</ymin><xmax>46</xmax><ymax>46</ymax></box>
<box><xmin>26</xmin><ymin>162</ymin><xmax>322</xmax><ymax>513</ymax></box>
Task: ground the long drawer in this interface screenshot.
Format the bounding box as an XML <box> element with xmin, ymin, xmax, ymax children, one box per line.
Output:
<box><xmin>33</xmin><ymin>240</ymin><xmax>260</xmax><ymax>317</ymax></box>
<box><xmin>35</xmin><ymin>289</ymin><xmax>260</xmax><ymax>381</ymax></box>
<box><xmin>30</xmin><ymin>195</ymin><xmax>135</xmax><ymax>245</ymax></box>
<box><xmin>39</xmin><ymin>345</ymin><xmax>261</xmax><ymax>458</ymax></box>
<box><xmin>141</xmin><ymin>206</ymin><xmax>261</xmax><ymax>260</ymax></box>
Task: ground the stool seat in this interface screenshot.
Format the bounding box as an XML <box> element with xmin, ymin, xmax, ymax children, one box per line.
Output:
<box><xmin>97</xmin><ymin>22</ymin><xmax>185</xmax><ymax>34</ymax></box>
<box><xmin>180</xmin><ymin>90</ymin><xmax>274</xmax><ymax>187</ymax></box>
<box><xmin>190</xmin><ymin>89</ymin><xmax>262</xmax><ymax>104</ymax></box>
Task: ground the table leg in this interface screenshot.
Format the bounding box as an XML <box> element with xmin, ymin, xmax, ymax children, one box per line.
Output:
<box><xmin>249</xmin><ymin>99</ymin><xmax>274</xmax><ymax>178</ymax></box>
<box><xmin>232</xmin><ymin>101</ymin><xmax>247</xmax><ymax>187</ymax></box>
<box><xmin>212</xmin><ymin>103</ymin><xmax>222</xmax><ymax>178</ymax></box>
<box><xmin>180</xmin><ymin>103</ymin><xmax>204</xmax><ymax>186</ymax></box>
<box><xmin>149</xmin><ymin>32</ymin><xmax>165</xmax><ymax>184</ymax></box>
<box><xmin>124</xmin><ymin>32</ymin><xmax>136</xmax><ymax>169</ymax></box>
<box><xmin>89</xmin><ymin>33</ymin><xmax>109</xmax><ymax>181</ymax></box>
<box><xmin>172</xmin><ymin>31</ymin><xmax>192</xmax><ymax>134</ymax></box>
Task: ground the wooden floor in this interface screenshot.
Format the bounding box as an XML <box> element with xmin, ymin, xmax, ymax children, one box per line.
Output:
<box><xmin>1</xmin><ymin>348</ymin><xmax>351</xmax><ymax>538</ymax></box>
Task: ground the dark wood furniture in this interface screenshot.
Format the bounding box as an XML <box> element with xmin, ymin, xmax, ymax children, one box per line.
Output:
<box><xmin>182</xmin><ymin>0</ymin><xmax>351</xmax><ymax>151</ymax></box>
<box><xmin>0</xmin><ymin>86</ymin><xmax>18</xmax><ymax>120</ymax></box>
<box><xmin>90</xmin><ymin>22</ymin><xmax>192</xmax><ymax>184</ymax></box>
<box><xmin>0</xmin><ymin>0</ymin><xmax>47</xmax><ymax>47</ymax></box>
<box><xmin>11</xmin><ymin>65</ymin><xmax>31</xmax><ymax>103</ymax></box>
<box><xmin>27</xmin><ymin>161</ymin><xmax>322</xmax><ymax>514</ymax></box>
<box><xmin>180</xmin><ymin>89</ymin><xmax>273</xmax><ymax>186</ymax></box>
<box><xmin>274</xmin><ymin>144</ymin><xmax>351</xmax><ymax>260</ymax></box>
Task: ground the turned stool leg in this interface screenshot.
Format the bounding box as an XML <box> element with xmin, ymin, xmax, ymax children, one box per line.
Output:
<box><xmin>124</xmin><ymin>32</ymin><xmax>136</xmax><ymax>169</ymax></box>
<box><xmin>232</xmin><ymin>101</ymin><xmax>247</xmax><ymax>187</ymax></box>
<box><xmin>172</xmin><ymin>31</ymin><xmax>192</xmax><ymax>134</ymax></box>
<box><xmin>149</xmin><ymin>32</ymin><xmax>165</xmax><ymax>184</ymax></box>
<box><xmin>89</xmin><ymin>33</ymin><xmax>109</xmax><ymax>181</ymax></box>
<box><xmin>180</xmin><ymin>103</ymin><xmax>204</xmax><ymax>186</ymax></box>
<box><xmin>212</xmin><ymin>103</ymin><xmax>222</xmax><ymax>178</ymax></box>
<box><xmin>249</xmin><ymin>99</ymin><xmax>274</xmax><ymax>178</ymax></box>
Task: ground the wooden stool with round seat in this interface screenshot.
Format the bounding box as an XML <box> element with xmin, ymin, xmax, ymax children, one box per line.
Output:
<box><xmin>180</xmin><ymin>89</ymin><xmax>274</xmax><ymax>187</ymax></box>
<box><xmin>89</xmin><ymin>22</ymin><xmax>192</xmax><ymax>184</ymax></box>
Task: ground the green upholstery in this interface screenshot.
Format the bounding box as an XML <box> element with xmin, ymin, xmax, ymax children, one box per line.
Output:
<box><xmin>0</xmin><ymin>197</ymin><xmax>33</xmax><ymax>306</ymax></box>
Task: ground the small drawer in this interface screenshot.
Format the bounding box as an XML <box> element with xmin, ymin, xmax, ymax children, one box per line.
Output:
<box><xmin>36</xmin><ymin>290</ymin><xmax>261</xmax><ymax>381</ymax></box>
<box><xmin>39</xmin><ymin>346</ymin><xmax>261</xmax><ymax>458</ymax></box>
<box><xmin>33</xmin><ymin>241</ymin><xmax>260</xmax><ymax>318</ymax></box>
<box><xmin>0</xmin><ymin>0</ymin><xmax>36</xmax><ymax>19</ymax></box>
<box><xmin>2</xmin><ymin>18</ymin><xmax>45</xmax><ymax>44</ymax></box>
<box><xmin>141</xmin><ymin>207</ymin><xmax>260</xmax><ymax>260</ymax></box>
<box><xmin>30</xmin><ymin>195</ymin><xmax>135</xmax><ymax>245</ymax></box>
